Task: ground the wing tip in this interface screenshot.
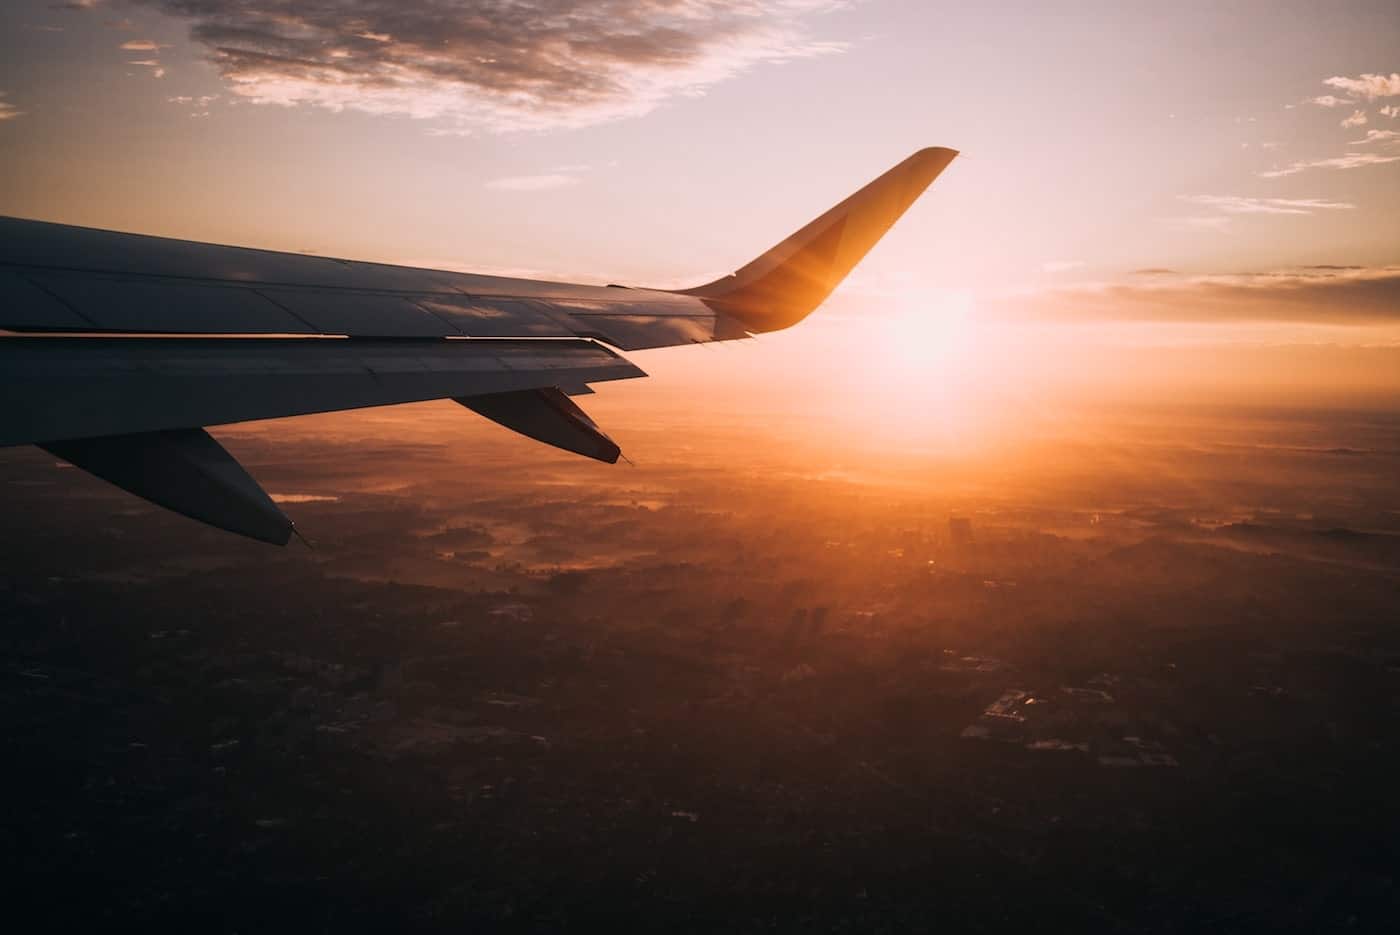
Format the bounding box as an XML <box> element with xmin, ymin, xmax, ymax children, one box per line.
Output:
<box><xmin>680</xmin><ymin>145</ymin><xmax>959</xmax><ymax>332</ymax></box>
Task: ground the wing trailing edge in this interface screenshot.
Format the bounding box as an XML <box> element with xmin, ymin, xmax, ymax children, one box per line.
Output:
<box><xmin>0</xmin><ymin>337</ymin><xmax>644</xmax><ymax>448</ymax></box>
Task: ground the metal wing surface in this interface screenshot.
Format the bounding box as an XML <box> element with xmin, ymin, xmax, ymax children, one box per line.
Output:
<box><xmin>0</xmin><ymin>148</ymin><xmax>957</xmax><ymax>542</ymax></box>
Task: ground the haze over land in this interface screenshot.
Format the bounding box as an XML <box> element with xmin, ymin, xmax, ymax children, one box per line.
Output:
<box><xmin>5</xmin><ymin>390</ymin><xmax>1400</xmax><ymax>930</ymax></box>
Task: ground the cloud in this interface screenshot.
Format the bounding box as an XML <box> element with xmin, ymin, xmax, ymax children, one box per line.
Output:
<box><xmin>1323</xmin><ymin>72</ymin><xmax>1400</xmax><ymax>101</ymax></box>
<box><xmin>1352</xmin><ymin>129</ymin><xmax>1400</xmax><ymax>145</ymax></box>
<box><xmin>989</xmin><ymin>266</ymin><xmax>1400</xmax><ymax>325</ymax></box>
<box><xmin>1381</xmin><ymin>105</ymin><xmax>1400</xmax><ymax>119</ymax></box>
<box><xmin>167</xmin><ymin>93</ymin><xmax>217</xmax><ymax>116</ymax></box>
<box><xmin>109</xmin><ymin>0</ymin><xmax>846</xmax><ymax>133</ymax></box>
<box><xmin>1309</xmin><ymin>95</ymin><xmax>1350</xmax><ymax>108</ymax></box>
<box><xmin>1041</xmin><ymin>260</ymin><xmax>1085</xmax><ymax>273</ymax></box>
<box><xmin>484</xmin><ymin>173</ymin><xmax>580</xmax><ymax>191</ymax></box>
<box><xmin>1340</xmin><ymin>109</ymin><xmax>1368</xmax><ymax>128</ymax></box>
<box><xmin>0</xmin><ymin>93</ymin><xmax>24</xmax><ymax>122</ymax></box>
<box><xmin>119</xmin><ymin>38</ymin><xmax>164</xmax><ymax>50</ymax></box>
<box><xmin>1259</xmin><ymin>152</ymin><xmax>1400</xmax><ymax>178</ymax></box>
<box><xmin>1180</xmin><ymin>195</ymin><xmax>1355</xmax><ymax>215</ymax></box>
<box><xmin>127</xmin><ymin>58</ymin><xmax>166</xmax><ymax>78</ymax></box>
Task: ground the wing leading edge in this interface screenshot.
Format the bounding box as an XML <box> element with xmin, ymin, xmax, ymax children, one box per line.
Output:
<box><xmin>0</xmin><ymin>148</ymin><xmax>957</xmax><ymax>542</ymax></box>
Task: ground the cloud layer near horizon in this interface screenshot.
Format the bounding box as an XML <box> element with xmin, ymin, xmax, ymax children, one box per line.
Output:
<box><xmin>0</xmin><ymin>92</ymin><xmax>23</xmax><ymax>122</ymax></box>
<box><xmin>988</xmin><ymin>267</ymin><xmax>1400</xmax><ymax>325</ymax></box>
<box><xmin>117</xmin><ymin>0</ymin><xmax>845</xmax><ymax>132</ymax></box>
<box><xmin>1180</xmin><ymin>195</ymin><xmax>1354</xmax><ymax>215</ymax></box>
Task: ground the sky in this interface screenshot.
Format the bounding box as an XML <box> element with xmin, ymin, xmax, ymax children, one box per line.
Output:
<box><xmin>1</xmin><ymin>1</ymin><xmax>1398</xmax><ymax>432</ymax></box>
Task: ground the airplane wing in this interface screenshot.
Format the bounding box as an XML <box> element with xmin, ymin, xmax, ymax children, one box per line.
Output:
<box><xmin>0</xmin><ymin>147</ymin><xmax>957</xmax><ymax>543</ymax></box>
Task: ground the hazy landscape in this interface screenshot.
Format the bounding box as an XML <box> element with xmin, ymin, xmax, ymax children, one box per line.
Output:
<box><xmin>4</xmin><ymin>392</ymin><xmax>1398</xmax><ymax>932</ymax></box>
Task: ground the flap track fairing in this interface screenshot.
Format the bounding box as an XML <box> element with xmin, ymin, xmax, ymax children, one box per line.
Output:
<box><xmin>455</xmin><ymin>387</ymin><xmax>621</xmax><ymax>464</ymax></box>
<box><xmin>41</xmin><ymin>428</ymin><xmax>293</xmax><ymax>545</ymax></box>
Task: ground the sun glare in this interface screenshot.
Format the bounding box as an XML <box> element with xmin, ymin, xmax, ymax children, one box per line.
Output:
<box><xmin>840</xmin><ymin>288</ymin><xmax>1006</xmax><ymax>449</ymax></box>
<box><xmin>877</xmin><ymin>288</ymin><xmax>979</xmax><ymax>377</ymax></box>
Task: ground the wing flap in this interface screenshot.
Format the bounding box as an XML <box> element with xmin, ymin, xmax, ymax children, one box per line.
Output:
<box><xmin>0</xmin><ymin>337</ymin><xmax>644</xmax><ymax>447</ymax></box>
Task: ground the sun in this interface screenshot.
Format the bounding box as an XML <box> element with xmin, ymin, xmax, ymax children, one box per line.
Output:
<box><xmin>826</xmin><ymin>286</ymin><xmax>1027</xmax><ymax>452</ymax></box>
<box><xmin>875</xmin><ymin>288</ymin><xmax>979</xmax><ymax>377</ymax></box>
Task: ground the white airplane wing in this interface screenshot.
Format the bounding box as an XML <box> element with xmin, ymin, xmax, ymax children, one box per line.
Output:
<box><xmin>0</xmin><ymin>147</ymin><xmax>957</xmax><ymax>543</ymax></box>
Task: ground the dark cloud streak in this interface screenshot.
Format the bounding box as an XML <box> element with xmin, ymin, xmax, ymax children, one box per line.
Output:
<box><xmin>112</xmin><ymin>0</ymin><xmax>844</xmax><ymax>131</ymax></box>
<box><xmin>990</xmin><ymin>268</ymin><xmax>1400</xmax><ymax>325</ymax></box>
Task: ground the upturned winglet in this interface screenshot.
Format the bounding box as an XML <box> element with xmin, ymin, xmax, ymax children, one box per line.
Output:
<box><xmin>677</xmin><ymin>147</ymin><xmax>958</xmax><ymax>333</ymax></box>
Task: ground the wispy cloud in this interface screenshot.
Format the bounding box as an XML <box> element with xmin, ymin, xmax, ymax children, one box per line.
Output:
<box><xmin>90</xmin><ymin>1</ymin><xmax>847</xmax><ymax>133</ymax></box>
<box><xmin>0</xmin><ymin>92</ymin><xmax>25</xmax><ymax>122</ymax></box>
<box><xmin>1259</xmin><ymin>152</ymin><xmax>1400</xmax><ymax>178</ymax></box>
<box><xmin>988</xmin><ymin>266</ymin><xmax>1400</xmax><ymax>325</ymax></box>
<box><xmin>484</xmin><ymin>173</ymin><xmax>581</xmax><ymax>192</ymax></box>
<box><xmin>1181</xmin><ymin>195</ymin><xmax>1355</xmax><ymax>215</ymax></box>
<box><xmin>167</xmin><ymin>93</ymin><xmax>217</xmax><ymax>117</ymax></box>
<box><xmin>1323</xmin><ymin>72</ymin><xmax>1400</xmax><ymax>101</ymax></box>
<box><xmin>1340</xmin><ymin>109</ymin><xmax>1368</xmax><ymax>128</ymax></box>
<box><xmin>1309</xmin><ymin>94</ymin><xmax>1350</xmax><ymax>108</ymax></box>
<box><xmin>119</xmin><ymin>38</ymin><xmax>165</xmax><ymax>51</ymax></box>
<box><xmin>127</xmin><ymin>58</ymin><xmax>166</xmax><ymax>78</ymax></box>
<box><xmin>1351</xmin><ymin>129</ymin><xmax>1400</xmax><ymax>145</ymax></box>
